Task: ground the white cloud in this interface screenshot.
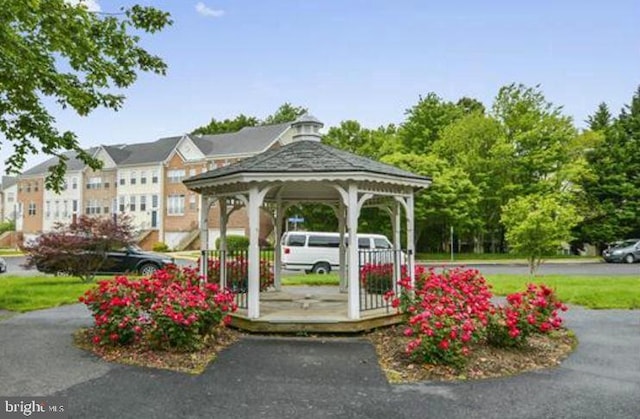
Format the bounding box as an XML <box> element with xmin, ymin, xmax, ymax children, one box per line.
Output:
<box><xmin>195</xmin><ymin>2</ymin><xmax>225</xmax><ymax>18</ymax></box>
<box><xmin>65</xmin><ymin>0</ymin><xmax>101</xmax><ymax>12</ymax></box>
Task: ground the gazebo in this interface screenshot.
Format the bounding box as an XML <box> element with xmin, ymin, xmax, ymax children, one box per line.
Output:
<box><xmin>184</xmin><ymin>115</ymin><xmax>431</xmax><ymax>331</ymax></box>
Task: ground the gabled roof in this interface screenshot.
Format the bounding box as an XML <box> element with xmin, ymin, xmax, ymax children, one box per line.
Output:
<box><xmin>1</xmin><ymin>176</ymin><xmax>18</xmax><ymax>189</ymax></box>
<box><xmin>192</xmin><ymin>123</ymin><xmax>290</xmax><ymax>157</ymax></box>
<box><xmin>106</xmin><ymin>136</ymin><xmax>182</xmax><ymax>166</ymax></box>
<box><xmin>185</xmin><ymin>140</ymin><xmax>432</xmax><ymax>185</ymax></box>
<box><xmin>21</xmin><ymin>148</ymin><xmax>98</xmax><ymax>176</ymax></box>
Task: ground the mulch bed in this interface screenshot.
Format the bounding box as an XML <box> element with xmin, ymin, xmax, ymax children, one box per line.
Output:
<box><xmin>367</xmin><ymin>325</ymin><xmax>577</xmax><ymax>382</ymax></box>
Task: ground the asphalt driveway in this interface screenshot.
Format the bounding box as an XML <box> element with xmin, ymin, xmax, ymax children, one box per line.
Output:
<box><xmin>0</xmin><ymin>305</ymin><xmax>638</xmax><ymax>418</ymax></box>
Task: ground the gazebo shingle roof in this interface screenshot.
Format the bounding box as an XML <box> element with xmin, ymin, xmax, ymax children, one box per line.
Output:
<box><xmin>185</xmin><ymin>140</ymin><xmax>431</xmax><ymax>184</ymax></box>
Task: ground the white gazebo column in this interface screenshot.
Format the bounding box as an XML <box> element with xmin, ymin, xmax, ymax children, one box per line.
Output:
<box><xmin>406</xmin><ymin>193</ymin><xmax>416</xmax><ymax>289</ymax></box>
<box><xmin>338</xmin><ymin>202</ymin><xmax>347</xmax><ymax>293</ymax></box>
<box><xmin>198</xmin><ymin>195</ymin><xmax>210</xmax><ymax>283</ymax></box>
<box><xmin>273</xmin><ymin>201</ymin><xmax>283</xmax><ymax>291</ymax></box>
<box><xmin>347</xmin><ymin>183</ymin><xmax>360</xmax><ymax>320</ymax></box>
<box><xmin>247</xmin><ymin>187</ymin><xmax>261</xmax><ymax>319</ymax></box>
<box><xmin>392</xmin><ymin>202</ymin><xmax>402</xmax><ymax>292</ymax></box>
<box><xmin>218</xmin><ymin>198</ymin><xmax>228</xmax><ymax>289</ymax></box>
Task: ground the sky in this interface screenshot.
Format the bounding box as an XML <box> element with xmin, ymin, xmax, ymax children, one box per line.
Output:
<box><xmin>3</xmin><ymin>0</ymin><xmax>639</xmax><ymax>176</ymax></box>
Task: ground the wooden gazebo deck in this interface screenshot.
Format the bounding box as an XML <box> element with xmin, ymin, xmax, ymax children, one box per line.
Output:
<box><xmin>228</xmin><ymin>286</ymin><xmax>403</xmax><ymax>333</ymax></box>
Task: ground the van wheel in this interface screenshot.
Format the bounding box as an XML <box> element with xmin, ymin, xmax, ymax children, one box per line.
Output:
<box><xmin>311</xmin><ymin>262</ymin><xmax>331</xmax><ymax>274</ymax></box>
<box><xmin>624</xmin><ymin>254</ymin><xmax>635</xmax><ymax>264</ymax></box>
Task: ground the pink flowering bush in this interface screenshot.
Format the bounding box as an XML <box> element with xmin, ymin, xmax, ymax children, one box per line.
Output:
<box><xmin>360</xmin><ymin>263</ymin><xmax>395</xmax><ymax>294</ymax></box>
<box><xmin>486</xmin><ymin>283</ymin><xmax>568</xmax><ymax>348</ymax></box>
<box><xmin>393</xmin><ymin>267</ymin><xmax>493</xmax><ymax>367</ymax></box>
<box><xmin>80</xmin><ymin>265</ymin><xmax>237</xmax><ymax>351</ymax></box>
<box><xmin>388</xmin><ymin>267</ymin><xmax>569</xmax><ymax>367</ymax></box>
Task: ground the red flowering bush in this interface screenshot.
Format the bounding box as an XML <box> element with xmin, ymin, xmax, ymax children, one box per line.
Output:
<box><xmin>80</xmin><ymin>266</ymin><xmax>237</xmax><ymax>351</ymax></box>
<box><xmin>206</xmin><ymin>257</ymin><xmax>274</xmax><ymax>292</ymax></box>
<box><xmin>486</xmin><ymin>284</ymin><xmax>568</xmax><ymax>348</ymax></box>
<box><xmin>388</xmin><ymin>267</ymin><xmax>569</xmax><ymax>368</ymax></box>
<box><xmin>393</xmin><ymin>267</ymin><xmax>493</xmax><ymax>367</ymax></box>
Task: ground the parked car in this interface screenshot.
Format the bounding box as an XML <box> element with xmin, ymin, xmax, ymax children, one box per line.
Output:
<box><xmin>35</xmin><ymin>245</ymin><xmax>174</xmax><ymax>275</ymax></box>
<box><xmin>0</xmin><ymin>257</ymin><xmax>6</xmax><ymax>274</ymax></box>
<box><xmin>281</xmin><ymin>231</ymin><xmax>404</xmax><ymax>274</ymax></box>
<box><xmin>602</xmin><ymin>239</ymin><xmax>640</xmax><ymax>264</ymax></box>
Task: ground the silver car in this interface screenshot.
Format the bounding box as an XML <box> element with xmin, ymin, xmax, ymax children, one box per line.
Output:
<box><xmin>0</xmin><ymin>257</ymin><xmax>6</xmax><ymax>274</ymax></box>
<box><xmin>602</xmin><ymin>239</ymin><xmax>640</xmax><ymax>264</ymax></box>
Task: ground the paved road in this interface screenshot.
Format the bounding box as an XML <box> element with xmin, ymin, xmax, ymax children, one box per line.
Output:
<box><xmin>0</xmin><ymin>304</ymin><xmax>638</xmax><ymax>418</ymax></box>
<box><xmin>3</xmin><ymin>255</ymin><xmax>640</xmax><ymax>277</ymax></box>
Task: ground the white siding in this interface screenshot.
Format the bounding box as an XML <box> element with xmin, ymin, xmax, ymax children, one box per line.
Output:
<box><xmin>42</xmin><ymin>172</ymin><xmax>82</xmax><ymax>231</ymax></box>
<box><xmin>116</xmin><ymin>164</ymin><xmax>163</xmax><ymax>230</ymax></box>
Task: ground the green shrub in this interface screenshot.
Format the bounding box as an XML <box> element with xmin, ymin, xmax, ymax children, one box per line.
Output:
<box><xmin>215</xmin><ymin>235</ymin><xmax>249</xmax><ymax>252</ymax></box>
<box><xmin>0</xmin><ymin>220</ymin><xmax>15</xmax><ymax>234</ymax></box>
<box><xmin>152</xmin><ymin>242</ymin><xmax>170</xmax><ymax>252</ymax></box>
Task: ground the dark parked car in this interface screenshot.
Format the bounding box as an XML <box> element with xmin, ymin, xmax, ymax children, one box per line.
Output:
<box><xmin>602</xmin><ymin>239</ymin><xmax>640</xmax><ymax>264</ymax></box>
<box><xmin>36</xmin><ymin>245</ymin><xmax>174</xmax><ymax>275</ymax></box>
<box><xmin>0</xmin><ymin>257</ymin><xmax>6</xmax><ymax>274</ymax></box>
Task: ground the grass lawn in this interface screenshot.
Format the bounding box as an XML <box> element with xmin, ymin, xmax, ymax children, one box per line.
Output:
<box><xmin>1</xmin><ymin>272</ymin><xmax>638</xmax><ymax>313</ymax></box>
<box><xmin>486</xmin><ymin>274</ymin><xmax>640</xmax><ymax>310</ymax></box>
<box><xmin>0</xmin><ymin>249</ymin><xmax>24</xmax><ymax>257</ymax></box>
<box><xmin>416</xmin><ymin>252</ymin><xmax>599</xmax><ymax>262</ymax></box>
<box><xmin>0</xmin><ymin>275</ymin><xmax>97</xmax><ymax>312</ymax></box>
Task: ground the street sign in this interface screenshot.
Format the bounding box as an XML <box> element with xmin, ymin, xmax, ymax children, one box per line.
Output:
<box><xmin>288</xmin><ymin>216</ymin><xmax>304</xmax><ymax>223</ymax></box>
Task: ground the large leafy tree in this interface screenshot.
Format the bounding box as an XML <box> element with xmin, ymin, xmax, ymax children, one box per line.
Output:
<box><xmin>501</xmin><ymin>193</ymin><xmax>582</xmax><ymax>274</ymax></box>
<box><xmin>1</xmin><ymin>1</ymin><xmax>172</xmax><ymax>191</ymax></box>
<box><xmin>322</xmin><ymin>120</ymin><xmax>400</xmax><ymax>160</ymax></box>
<box><xmin>263</xmin><ymin>102</ymin><xmax>307</xmax><ymax>125</ymax></box>
<box><xmin>398</xmin><ymin>93</ymin><xmax>463</xmax><ymax>154</ymax></box>
<box><xmin>577</xmin><ymin>88</ymin><xmax>640</xmax><ymax>246</ymax></box>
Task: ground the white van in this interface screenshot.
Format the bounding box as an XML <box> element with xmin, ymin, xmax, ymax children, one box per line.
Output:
<box><xmin>281</xmin><ymin>231</ymin><xmax>398</xmax><ymax>274</ymax></box>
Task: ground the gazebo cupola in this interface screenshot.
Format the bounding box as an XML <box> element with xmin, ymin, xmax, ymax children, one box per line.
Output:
<box><xmin>291</xmin><ymin>114</ymin><xmax>323</xmax><ymax>142</ymax></box>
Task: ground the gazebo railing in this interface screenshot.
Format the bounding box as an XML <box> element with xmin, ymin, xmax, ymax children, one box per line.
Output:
<box><xmin>358</xmin><ymin>249</ymin><xmax>405</xmax><ymax>312</ymax></box>
<box><xmin>204</xmin><ymin>248</ymin><xmax>274</xmax><ymax>309</ymax></box>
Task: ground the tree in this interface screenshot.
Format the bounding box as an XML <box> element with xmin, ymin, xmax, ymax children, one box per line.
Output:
<box><xmin>587</xmin><ymin>102</ymin><xmax>612</xmax><ymax>131</ymax></box>
<box><xmin>1</xmin><ymin>1</ymin><xmax>172</xmax><ymax>192</ymax></box>
<box><xmin>501</xmin><ymin>194</ymin><xmax>582</xmax><ymax>274</ymax></box>
<box><xmin>398</xmin><ymin>93</ymin><xmax>463</xmax><ymax>154</ymax></box>
<box><xmin>456</xmin><ymin>97</ymin><xmax>486</xmax><ymax>115</ymax></box>
<box><xmin>191</xmin><ymin>114</ymin><xmax>259</xmax><ymax>136</ymax></box>
<box><xmin>322</xmin><ymin>121</ymin><xmax>400</xmax><ymax>159</ymax></box>
<box><xmin>263</xmin><ymin>103</ymin><xmax>307</xmax><ymax>124</ymax></box>
<box><xmin>577</xmin><ymin>87</ymin><xmax>640</xmax><ymax>246</ymax></box>
<box><xmin>23</xmin><ymin>214</ymin><xmax>136</xmax><ymax>282</ymax></box>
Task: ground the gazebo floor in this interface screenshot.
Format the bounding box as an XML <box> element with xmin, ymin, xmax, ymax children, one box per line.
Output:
<box><xmin>228</xmin><ymin>286</ymin><xmax>403</xmax><ymax>333</ymax></box>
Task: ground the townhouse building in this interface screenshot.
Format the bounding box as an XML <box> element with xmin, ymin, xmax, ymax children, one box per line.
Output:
<box><xmin>1</xmin><ymin>176</ymin><xmax>18</xmax><ymax>224</ymax></box>
<box><xmin>12</xmin><ymin>115</ymin><xmax>321</xmax><ymax>249</ymax></box>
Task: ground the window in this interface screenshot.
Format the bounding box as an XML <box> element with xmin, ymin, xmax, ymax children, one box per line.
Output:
<box><xmin>151</xmin><ymin>195</ymin><xmax>158</xmax><ymax>209</ymax></box>
<box><xmin>87</xmin><ymin>177</ymin><xmax>102</xmax><ymax>189</ymax></box>
<box><xmin>45</xmin><ymin>201</ymin><xmax>51</xmax><ymax>218</ymax></box>
<box><xmin>130</xmin><ymin>195</ymin><xmax>136</xmax><ymax>212</ymax></box>
<box><xmin>61</xmin><ymin>181</ymin><xmax>67</xmax><ymax>191</ymax></box>
<box><xmin>7</xmin><ymin>192</ymin><xmax>14</xmax><ymax>202</ymax></box>
<box><xmin>189</xmin><ymin>168</ymin><xmax>196</xmax><ymax>177</ymax></box>
<box><xmin>28</xmin><ymin>202</ymin><xmax>36</xmax><ymax>216</ymax></box>
<box><xmin>63</xmin><ymin>201</ymin><xmax>68</xmax><ymax>218</ymax></box>
<box><xmin>119</xmin><ymin>174</ymin><xmax>125</xmax><ymax>186</ymax></box>
<box><xmin>103</xmin><ymin>205</ymin><xmax>109</xmax><ymax>214</ymax></box>
<box><xmin>72</xmin><ymin>200</ymin><xmax>78</xmax><ymax>213</ymax></box>
<box><xmin>168</xmin><ymin>169</ymin><xmax>186</xmax><ymax>183</ymax></box>
<box><xmin>308</xmin><ymin>235</ymin><xmax>340</xmax><ymax>248</ymax></box>
<box><xmin>188</xmin><ymin>195</ymin><xmax>197</xmax><ymax>210</ymax></box>
<box><xmin>26</xmin><ymin>183</ymin><xmax>31</xmax><ymax>193</ymax></box>
<box><xmin>104</xmin><ymin>181</ymin><xmax>110</xmax><ymax>189</ymax></box>
<box><xmin>358</xmin><ymin>237</ymin><xmax>371</xmax><ymax>249</ymax></box>
<box><xmin>374</xmin><ymin>238</ymin><xmax>392</xmax><ymax>249</ymax></box>
<box><xmin>209</xmin><ymin>161</ymin><xmax>218</xmax><ymax>170</ymax></box>
<box><xmin>167</xmin><ymin>194</ymin><xmax>185</xmax><ymax>215</ymax></box>
<box><xmin>72</xmin><ymin>177</ymin><xmax>78</xmax><ymax>190</ymax></box>
<box><xmin>151</xmin><ymin>170</ymin><xmax>159</xmax><ymax>184</ymax></box>
<box><xmin>130</xmin><ymin>171</ymin><xmax>137</xmax><ymax>185</ymax></box>
<box><xmin>141</xmin><ymin>171</ymin><xmax>147</xmax><ymax>185</ymax></box>
<box><xmin>34</xmin><ymin>181</ymin><xmax>39</xmax><ymax>192</ymax></box>
<box><xmin>85</xmin><ymin>200</ymin><xmax>100</xmax><ymax>215</ymax></box>
<box><xmin>54</xmin><ymin>201</ymin><xmax>60</xmax><ymax>218</ymax></box>
<box><xmin>119</xmin><ymin>196</ymin><xmax>125</xmax><ymax>213</ymax></box>
<box><xmin>140</xmin><ymin>195</ymin><xmax>147</xmax><ymax>211</ymax></box>
<box><xmin>286</xmin><ymin>234</ymin><xmax>306</xmax><ymax>247</ymax></box>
